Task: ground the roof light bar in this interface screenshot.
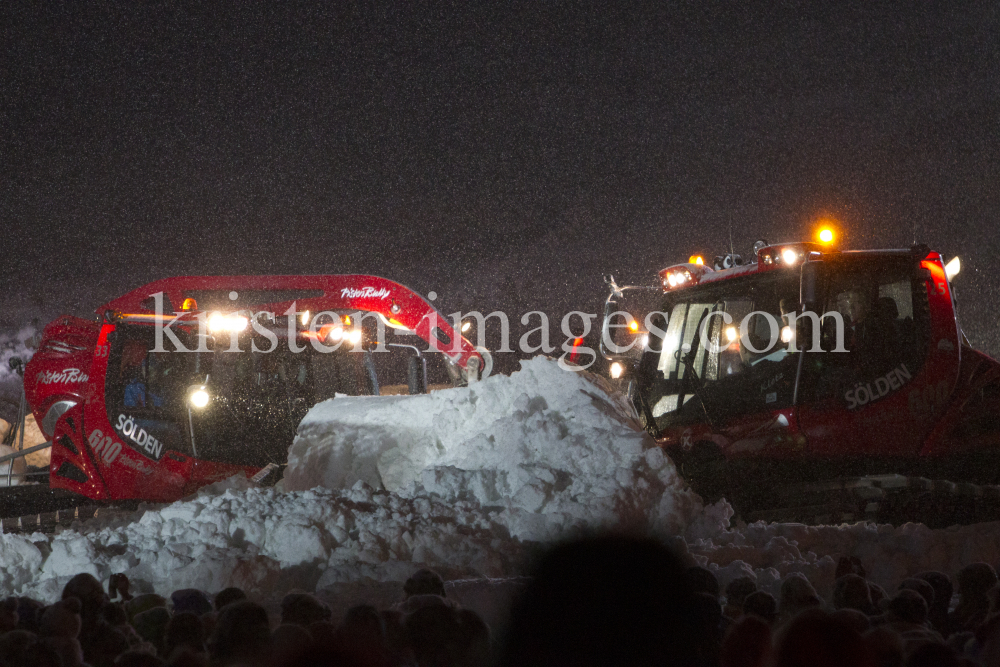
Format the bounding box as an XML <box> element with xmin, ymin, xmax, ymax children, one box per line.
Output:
<box><xmin>757</xmin><ymin>242</ymin><xmax>824</xmax><ymax>270</ymax></box>
<box><xmin>659</xmin><ymin>262</ymin><xmax>713</xmax><ymax>291</ymax></box>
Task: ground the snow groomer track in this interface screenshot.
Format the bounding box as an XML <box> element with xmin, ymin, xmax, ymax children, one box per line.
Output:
<box><xmin>0</xmin><ymin>484</ymin><xmax>136</xmax><ymax>534</ymax></box>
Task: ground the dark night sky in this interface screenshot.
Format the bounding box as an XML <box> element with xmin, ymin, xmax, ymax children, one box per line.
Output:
<box><xmin>2</xmin><ymin>3</ymin><xmax>999</xmax><ymax>352</ymax></box>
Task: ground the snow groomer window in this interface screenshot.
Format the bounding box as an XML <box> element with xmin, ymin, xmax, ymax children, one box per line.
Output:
<box><xmin>798</xmin><ymin>256</ymin><xmax>929</xmax><ymax>405</ymax></box>
<box><xmin>646</xmin><ymin>272</ymin><xmax>800</xmax><ymax>429</ymax></box>
<box><xmin>104</xmin><ymin>325</ymin><xmax>199</xmax><ymax>459</ymax></box>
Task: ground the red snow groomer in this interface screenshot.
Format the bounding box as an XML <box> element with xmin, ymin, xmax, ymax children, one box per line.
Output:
<box><xmin>14</xmin><ymin>275</ymin><xmax>486</xmax><ymax>519</ymax></box>
<box><xmin>603</xmin><ymin>229</ymin><xmax>1000</xmax><ymax>526</ymax></box>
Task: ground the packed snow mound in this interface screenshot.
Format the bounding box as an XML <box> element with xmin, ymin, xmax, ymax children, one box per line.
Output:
<box><xmin>3</xmin><ymin>482</ymin><xmax>531</xmax><ymax>604</ymax></box>
<box><xmin>285</xmin><ymin>357</ymin><xmax>707</xmax><ymax>541</ymax></box>
<box><xmin>8</xmin><ymin>482</ymin><xmax>1000</xmax><ymax>610</ymax></box>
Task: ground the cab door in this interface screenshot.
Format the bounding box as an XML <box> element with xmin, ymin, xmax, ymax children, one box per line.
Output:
<box><xmin>92</xmin><ymin>324</ymin><xmax>198</xmax><ymax>501</ymax></box>
<box><xmin>794</xmin><ymin>255</ymin><xmax>959</xmax><ymax>464</ymax></box>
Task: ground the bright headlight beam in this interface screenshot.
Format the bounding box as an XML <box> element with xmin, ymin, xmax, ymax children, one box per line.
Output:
<box><xmin>190</xmin><ymin>388</ymin><xmax>210</xmax><ymax>408</ymax></box>
<box><xmin>781</xmin><ymin>248</ymin><xmax>798</xmax><ymax>266</ymax></box>
<box><xmin>208</xmin><ymin>312</ymin><xmax>226</xmax><ymax>332</ymax></box>
<box><xmin>945</xmin><ymin>256</ymin><xmax>961</xmax><ymax>280</ymax></box>
<box><xmin>208</xmin><ymin>312</ymin><xmax>248</xmax><ymax>333</ymax></box>
<box><xmin>610</xmin><ymin>362</ymin><xmax>624</xmax><ymax>379</ymax></box>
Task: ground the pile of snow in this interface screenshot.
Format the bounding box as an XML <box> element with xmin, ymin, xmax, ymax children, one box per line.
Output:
<box><xmin>6</xmin><ymin>480</ymin><xmax>533</xmax><ymax>605</ymax></box>
<box><xmin>284</xmin><ymin>357</ymin><xmax>707</xmax><ymax>542</ymax></box>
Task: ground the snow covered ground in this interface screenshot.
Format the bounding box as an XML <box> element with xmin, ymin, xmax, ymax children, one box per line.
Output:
<box><xmin>1</xmin><ymin>357</ymin><xmax>1000</xmax><ymax>626</ymax></box>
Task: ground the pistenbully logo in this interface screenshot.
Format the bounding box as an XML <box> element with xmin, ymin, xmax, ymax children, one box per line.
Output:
<box><xmin>341</xmin><ymin>287</ymin><xmax>391</xmax><ymax>300</ymax></box>
<box><xmin>36</xmin><ymin>368</ymin><xmax>89</xmax><ymax>385</ymax></box>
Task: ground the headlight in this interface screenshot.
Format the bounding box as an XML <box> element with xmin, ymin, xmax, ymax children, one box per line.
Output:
<box><xmin>945</xmin><ymin>256</ymin><xmax>961</xmax><ymax>280</ymax></box>
<box><xmin>348</xmin><ymin>329</ymin><xmax>363</xmax><ymax>345</ymax></box>
<box><xmin>189</xmin><ymin>388</ymin><xmax>210</xmax><ymax>409</ymax></box>
<box><xmin>610</xmin><ymin>362</ymin><xmax>624</xmax><ymax>379</ymax></box>
<box><xmin>208</xmin><ymin>312</ymin><xmax>248</xmax><ymax>333</ymax></box>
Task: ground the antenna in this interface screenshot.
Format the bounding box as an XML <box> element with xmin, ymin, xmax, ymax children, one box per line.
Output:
<box><xmin>729</xmin><ymin>220</ymin><xmax>734</xmax><ymax>257</ymax></box>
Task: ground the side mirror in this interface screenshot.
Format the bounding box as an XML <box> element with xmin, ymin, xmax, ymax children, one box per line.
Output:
<box><xmin>599</xmin><ymin>284</ymin><xmax>661</xmax><ymax>362</ymax></box>
<box><xmin>192</xmin><ymin>334</ymin><xmax>216</xmax><ymax>375</ymax></box>
<box><xmin>800</xmin><ymin>260</ymin><xmax>825</xmax><ymax>310</ymax></box>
